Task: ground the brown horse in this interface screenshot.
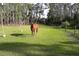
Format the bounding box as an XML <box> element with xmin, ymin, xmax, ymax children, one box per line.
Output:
<box><xmin>31</xmin><ymin>23</ymin><xmax>38</xmax><ymax>35</ymax></box>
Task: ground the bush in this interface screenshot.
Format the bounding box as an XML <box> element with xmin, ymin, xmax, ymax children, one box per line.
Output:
<box><xmin>61</xmin><ymin>21</ymin><xmax>70</xmax><ymax>28</ymax></box>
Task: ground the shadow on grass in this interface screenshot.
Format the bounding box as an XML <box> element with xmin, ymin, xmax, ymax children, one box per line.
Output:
<box><xmin>10</xmin><ymin>33</ymin><xmax>32</xmax><ymax>37</ymax></box>
<box><xmin>0</xmin><ymin>42</ymin><xmax>79</xmax><ymax>55</ymax></box>
<box><xmin>61</xmin><ymin>41</ymin><xmax>79</xmax><ymax>44</ymax></box>
<box><xmin>65</xmin><ymin>30</ymin><xmax>79</xmax><ymax>40</ymax></box>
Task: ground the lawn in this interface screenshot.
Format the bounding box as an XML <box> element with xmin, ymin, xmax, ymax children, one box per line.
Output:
<box><xmin>66</xmin><ymin>28</ymin><xmax>79</xmax><ymax>40</ymax></box>
<box><xmin>0</xmin><ymin>25</ymin><xmax>79</xmax><ymax>56</ymax></box>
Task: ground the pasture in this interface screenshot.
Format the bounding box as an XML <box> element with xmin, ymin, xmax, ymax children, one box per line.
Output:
<box><xmin>0</xmin><ymin>25</ymin><xmax>79</xmax><ymax>56</ymax></box>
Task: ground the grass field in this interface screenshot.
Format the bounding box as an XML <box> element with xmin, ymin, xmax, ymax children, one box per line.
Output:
<box><xmin>0</xmin><ymin>25</ymin><xmax>79</xmax><ymax>56</ymax></box>
<box><xmin>67</xmin><ymin>29</ymin><xmax>79</xmax><ymax>40</ymax></box>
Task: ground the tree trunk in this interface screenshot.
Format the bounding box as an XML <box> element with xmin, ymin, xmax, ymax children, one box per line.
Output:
<box><xmin>65</xmin><ymin>25</ymin><xmax>67</xmax><ymax>32</ymax></box>
<box><xmin>74</xmin><ymin>25</ymin><xmax>76</xmax><ymax>36</ymax></box>
<box><xmin>12</xmin><ymin>12</ymin><xmax>15</xmax><ymax>25</ymax></box>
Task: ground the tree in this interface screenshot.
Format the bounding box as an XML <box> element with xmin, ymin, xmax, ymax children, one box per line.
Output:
<box><xmin>61</xmin><ymin>21</ymin><xmax>70</xmax><ymax>31</ymax></box>
<box><xmin>48</xmin><ymin>3</ymin><xmax>77</xmax><ymax>25</ymax></box>
<box><xmin>32</xmin><ymin>3</ymin><xmax>45</xmax><ymax>23</ymax></box>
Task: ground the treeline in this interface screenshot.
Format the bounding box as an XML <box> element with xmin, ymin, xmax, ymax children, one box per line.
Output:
<box><xmin>0</xmin><ymin>3</ymin><xmax>32</xmax><ymax>25</ymax></box>
<box><xmin>0</xmin><ymin>3</ymin><xmax>79</xmax><ymax>29</ymax></box>
<box><xmin>0</xmin><ymin>3</ymin><xmax>47</xmax><ymax>25</ymax></box>
<box><xmin>47</xmin><ymin>3</ymin><xmax>79</xmax><ymax>29</ymax></box>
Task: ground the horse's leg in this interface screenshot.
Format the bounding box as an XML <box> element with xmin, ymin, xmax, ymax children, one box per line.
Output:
<box><xmin>34</xmin><ymin>30</ymin><xmax>35</xmax><ymax>35</ymax></box>
<box><xmin>35</xmin><ymin>28</ymin><xmax>38</xmax><ymax>35</ymax></box>
<box><xmin>32</xmin><ymin>31</ymin><xmax>33</xmax><ymax>35</ymax></box>
<box><xmin>35</xmin><ymin>30</ymin><xmax>36</xmax><ymax>35</ymax></box>
<box><xmin>32</xmin><ymin>30</ymin><xmax>35</xmax><ymax>36</ymax></box>
<box><xmin>36</xmin><ymin>28</ymin><xmax>38</xmax><ymax>33</ymax></box>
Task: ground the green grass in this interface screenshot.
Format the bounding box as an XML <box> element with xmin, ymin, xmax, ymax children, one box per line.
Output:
<box><xmin>66</xmin><ymin>28</ymin><xmax>79</xmax><ymax>40</ymax></box>
<box><xmin>0</xmin><ymin>25</ymin><xmax>79</xmax><ymax>55</ymax></box>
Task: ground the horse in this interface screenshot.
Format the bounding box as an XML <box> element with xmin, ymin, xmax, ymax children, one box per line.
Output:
<box><xmin>31</xmin><ymin>23</ymin><xmax>38</xmax><ymax>36</ymax></box>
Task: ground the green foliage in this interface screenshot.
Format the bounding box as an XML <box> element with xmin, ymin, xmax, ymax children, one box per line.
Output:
<box><xmin>47</xmin><ymin>3</ymin><xmax>79</xmax><ymax>29</ymax></box>
<box><xmin>0</xmin><ymin>3</ymin><xmax>33</xmax><ymax>24</ymax></box>
<box><xmin>61</xmin><ymin>21</ymin><xmax>70</xmax><ymax>28</ymax></box>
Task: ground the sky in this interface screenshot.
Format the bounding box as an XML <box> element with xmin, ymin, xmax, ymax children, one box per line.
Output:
<box><xmin>41</xmin><ymin>4</ymin><xmax>49</xmax><ymax>18</ymax></box>
<box><xmin>41</xmin><ymin>9</ymin><xmax>49</xmax><ymax>18</ymax></box>
<box><xmin>33</xmin><ymin>3</ymin><xmax>49</xmax><ymax>18</ymax></box>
